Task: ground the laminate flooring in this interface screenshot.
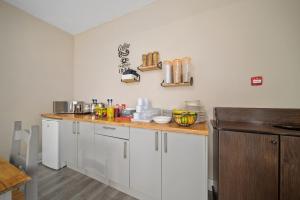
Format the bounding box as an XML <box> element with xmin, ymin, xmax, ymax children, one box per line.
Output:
<box><xmin>38</xmin><ymin>165</ymin><xmax>213</xmax><ymax>200</ymax></box>
<box><xmin>38</xmin><ymin>165</ymin><xmax>136</xmax><ymax>200</ymax></box>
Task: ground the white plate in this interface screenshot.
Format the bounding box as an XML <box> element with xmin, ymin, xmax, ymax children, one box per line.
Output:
<box><xmin>153</xmin><ymin>116</ymin><xmax>172</xmax><ymax>124</ymax></box>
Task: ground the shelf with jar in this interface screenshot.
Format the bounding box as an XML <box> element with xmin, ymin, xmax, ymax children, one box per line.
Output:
<box><xmin>161</xmin><ymin>57</ymin><xmax>193</xmax><ymax>87</ymax></box>
<box><xmin>137</xmin><ymin>51</ymin><xmax>162</xmax><ymax>72</ymax></box>
<box><xmin>161</xmin><ymin>77</ymin><xmax>193</xmax><ymax>87</ymax></box>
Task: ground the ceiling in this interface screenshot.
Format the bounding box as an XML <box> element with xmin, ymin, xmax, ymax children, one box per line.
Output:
<box><xmin>4</xmin><ymin>0</ymin><xmax>155</xmax><ymax>34</ymax></box>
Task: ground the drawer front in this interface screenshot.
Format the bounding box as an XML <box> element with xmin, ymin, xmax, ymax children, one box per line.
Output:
<box><xmin>95</xmin><ymin>124</ymin><xmax>113</xmax><ymax>137</ymax></box>
<box><xmin>95</xmin><ymin>124</ymin><xmax>129</xmax><ymax>139</ymax></box>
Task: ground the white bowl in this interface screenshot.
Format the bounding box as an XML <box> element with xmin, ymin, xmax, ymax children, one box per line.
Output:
<box><xmin>153</xmin><ymin>116</ymin><xmax>172</xmax><ymax>124</ymax></box>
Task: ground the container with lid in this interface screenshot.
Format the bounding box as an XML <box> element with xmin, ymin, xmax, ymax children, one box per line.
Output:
<box><xmin>163</xmin><ymin>61</ymin><xmax>173</xmax><ymax>84</ymax></box>
<box><xmin>153</xmin><ymin>51</ymin><xmax>160</xmax><ymax>66</ymax></box>
<box><xmin>182</xmin><ymin>57</ymin><xmax>191</xmax><ymax>83</ymax></box>
<box><xmin>146</xmin><ymin>53</ymin><xmax>153</xmax><ymax>66</ymax></box>
<box><xmin>142</xmin><ymin>54</ymin><xmax>147</xmax><ymax>66</ymax></box>
<box><xmin>172</xmin><ymin>59</ymin><xmax>182</xmax><ymax>83</ymax></box>
<box><xmin>107</xmin><ymin>99</ymin><xmax>114</xmax><ymax>120</ymax></box>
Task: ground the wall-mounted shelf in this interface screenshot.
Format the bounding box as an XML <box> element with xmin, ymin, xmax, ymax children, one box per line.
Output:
<box><xmin>121</xmin><ymin>79</ymin><xmax>140</xmax><ymax>83</ymax></box>
<box><xmin>121</xmin><ymin>76</ymin><xmax>140</xmax><ymax>83</ymax></box>
<box><xmin>137</xmin><ymin>62</ymin><xmax>162</xmax><ymax>72</ymax></box>
<box><xmin>161</xmin><ymin>77</ymin><xmax>193</xmax><ymax>87</ymax></box>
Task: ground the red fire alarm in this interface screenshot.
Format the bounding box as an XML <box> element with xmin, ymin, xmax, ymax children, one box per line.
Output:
<box><xmin>251</xmin><ymin>76</ymin><xmax>263</xmax><ymax>86</ymax></box>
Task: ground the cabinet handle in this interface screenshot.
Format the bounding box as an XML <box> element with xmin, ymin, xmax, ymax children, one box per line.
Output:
<box><xmin>72</xmin><ymin>122</ymin><xmax>76</xmax><ymax>134</ymax></box>
<box><xmin>164</xmin><ymin>133</ymin><xmax>168</xmax><ymax>153</ymax></box>
<box><xmin>271</xmin><ymin>139</ymin><xmax>278</xmax><ymax>144</ymax></box>
<box><xmin>103</xmin><ymin>126</ymin><xmax>116</xmax><ymax>130</ymax></box>
<box><xmin>155</xmin><ymin>132</ymin><xmax>159</xmax><ymax>151</ymax></box>
<box><xmin>124</xmin><ymin>142</ymin><xmax>127</xmax><ymax>159</ymax></box>
<box><xmin>77</xmin><ymin>122</ymin><xmax>80</xmax><ymax>134</ymax></box>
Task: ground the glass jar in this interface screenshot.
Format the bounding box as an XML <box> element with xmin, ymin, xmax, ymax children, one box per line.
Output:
<box><xmin>163</xmin><ymin>60</ymin><xmax>173</xmax><ymax>84</ymax></box>
<box><xmin>172</xmin><ymin>59</ymin><xmax>182</xmax><ymax>83</ymax></box>
<box><xmin>182</xmin><ymin>57</ymin><xmax>191</xmax><ymax>83</ymax></box>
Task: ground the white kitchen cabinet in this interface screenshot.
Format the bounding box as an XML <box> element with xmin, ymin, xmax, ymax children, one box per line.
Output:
<box><xmin>59</xmin><ymin>119</ymin><xmax>208</xmax><ymax>200</ymax></box>
<box><xmin>77</xmin><ymin>122</ymin><xmax>95</xmax><ymax>175</ymax></box>
<box><xmin>94</xmin><ymin>133</ymin><xmax>109</xmax><ymax>182</ymax></box>
<box><xmin>61</xmin><ymin>120</ymin><xmax>95</xmax><ymax>173</ymax></box>
<box><xmin>94</xmin><ymin>125</ymin><xmax>130</xmax><ymax>187</ymax></box>
<box><xmin>162</xmin><ymin>132</ymin><xmax>207</xmax><ymax>200</ymax></box>
<box><xmin>108</xmin><ymin>137</ymin><xmax>129</xmax><ymax>187</ymax></box>
<box><xmin>130</xmin><ymin>128</ymin><xmax>162</xmax><ymax>200</ymax></box>
<box><xmin>60</xmin><ymin>120</ymin><xmax>77</xmax><ymax>169</ymax></box>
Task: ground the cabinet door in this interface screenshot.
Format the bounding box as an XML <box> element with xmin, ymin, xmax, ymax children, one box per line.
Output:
<box><xmin>280</xmin><ymin>136</ymin><xmax>300</xmax><ymax>200</ymax></box>
<box><xmin>219</xmin><ymin>131</ymin><xmax>279</xmax><ymax>200</ymax></box>
<box><xmin>60</xmin><ymin>120</ymin><xmax>77</xmax><ymax>169</ymax></box>
<box><xmin>108</xmin><ymin>137</ymin><xmax>129</xmax><ymax>187</ymax></box>
<box><xmin>130</xmin><ymin>128</ymin><xmax>161</xmax><ymax>200</ymax></box>
<box><xmin>162</xmin><ymin>132</ymin><xmax>207</xmax><ymax>200</ymax></box>
<box><xmin>94</xmin><ymin>133</ymin><xmax>109</xmax><ymax>183</ymax></box>
<box><xmin>77</xmin><ymin>122</ymin><xmax>95</xmax><ymax>174</ymax></box>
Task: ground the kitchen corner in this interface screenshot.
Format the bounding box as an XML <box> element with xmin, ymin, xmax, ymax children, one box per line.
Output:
<box><xmin>41</xmin><ymin>99</ymin><xmax>209</xmax><ymax>200</ymax></box>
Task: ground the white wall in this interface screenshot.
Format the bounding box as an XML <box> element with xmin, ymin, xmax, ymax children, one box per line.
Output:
<box><xmin>0</xmin><ymin>1</ymin><xmax>74</xmax><ymax>159</ymax></box>
<box><xmin>73</xmin><ymin>0</ymin><xmax>300</xmax><ymax>179</ymax></box>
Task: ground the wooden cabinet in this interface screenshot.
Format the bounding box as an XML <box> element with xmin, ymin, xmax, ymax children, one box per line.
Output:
<box><xmin>77</xmin><ymin>122</ymin><xmax>95</xmax><ymax>175</ymax></box>
<box><xmin>60</xmin><ymin>120</ymin><xmax>77</xmax><ymax>169</ymax></box>
<box><xmin>218</xmin><ymin>131</ymin><xmax>279</xmax><ymax>200</ymax></box>
<box><xmin>162</xmin><ymin>132</ymin><xmax>207</xmax><ymax>200</ymax></box>
<box><xmin>213</xmin><ymin>107</ymin><xmax>300</xmax><ymax>200</ymax></box>
<box><xmin>130</xmin><ymin>128</ymin><xmax>162</xmax><ymax>200</ymax></box>
<box><xmin>280</xmin><ymin>136</ymin><xmax>300</xmax><ymax>200</ymax></box>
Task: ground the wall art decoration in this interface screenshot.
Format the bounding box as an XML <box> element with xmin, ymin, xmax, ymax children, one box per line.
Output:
<box><xmin>118</xmin><ymin>43</ymin><xmax>130</xmax><ymax>74</ymax></box>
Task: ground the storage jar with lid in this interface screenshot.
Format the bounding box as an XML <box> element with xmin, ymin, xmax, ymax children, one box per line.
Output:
<box><xmin>172</xmin><ymin>59</ymin><xmax>182</xmax><ymax>83</ymax></box>
<box><xmin>153</xmin><ymin>51</ymin><xmax>160</xmax><ymax>66</ymax></box>
<box><xmin>163</xmin><ymin>61</ymin><xmax>173</xmax><ymax>84</ymax></box>
<box><xmin>142</xmin><ymin>54</ymin><xmax>147</xmax><ymax>66</ymax></box>
<box><xmin>146</xmin><ymin>53</ymin><xmax>153</xmax><ymax>66</ymax></box>
<box><xmin>182</xmin><ymin>57</ymin><xmax>191</xmax><ymax>83</ymax></box>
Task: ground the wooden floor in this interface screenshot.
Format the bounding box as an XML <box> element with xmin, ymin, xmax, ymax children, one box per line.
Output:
<box><xmin>38</xmin><ymin>165</ymin><xmax>137</xmax><ymax>200</ymax></box>
<box><xmin>38</xmin><ymin>165</ymin><xmax>213</xmax><ymax>200</ymax></box>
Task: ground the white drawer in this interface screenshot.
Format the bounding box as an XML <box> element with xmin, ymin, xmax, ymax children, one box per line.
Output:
<box><xmin>94</xmin><ymin>124</ymin><xmax>129</xmax><ymax>139</ymax></box>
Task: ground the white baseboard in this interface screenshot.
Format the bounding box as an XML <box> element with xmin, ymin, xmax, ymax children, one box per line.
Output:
<box><xmin>208</xmin><ymin>178</ymin><xmax>214</xmax><ymax>191</ymax></box>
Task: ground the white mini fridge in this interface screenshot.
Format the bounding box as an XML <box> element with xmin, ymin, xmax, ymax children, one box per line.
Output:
<box><xmin>42</xmin><ymin>119</ymin><xmax>65</xmax><ymax>170</ymax></box>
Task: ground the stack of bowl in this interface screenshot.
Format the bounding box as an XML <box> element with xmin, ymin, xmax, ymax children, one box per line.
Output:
<box><xmin>133</xmin><ymin>98</ymin><xmax>161</xmax><ymax>122</ymax></box>
<box><xmin>184</xmin><ymin>100</ymin><xmax>206</xmax><ymax>123</ymax></box>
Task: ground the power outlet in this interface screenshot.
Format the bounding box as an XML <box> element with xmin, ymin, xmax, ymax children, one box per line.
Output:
<box><xmin>208</xmin><ymin>179</ymin><xmax>215</xmax><ymax>191</ymax></box>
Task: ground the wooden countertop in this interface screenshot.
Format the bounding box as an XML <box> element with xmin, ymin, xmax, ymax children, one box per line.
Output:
<box><xmin>0</xmin><ymin>158</ymin><xmax>31</xmax><ymax>194</ymax></box>
<box><xmin>211</xmin><ymin>120</ymin><xmax>300</xmax><ymax>137</ymax></box>
<box><xmin>41</xmin><ymin>113</ymin><xmax>208</xmax><ymax>136</ymax></box>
